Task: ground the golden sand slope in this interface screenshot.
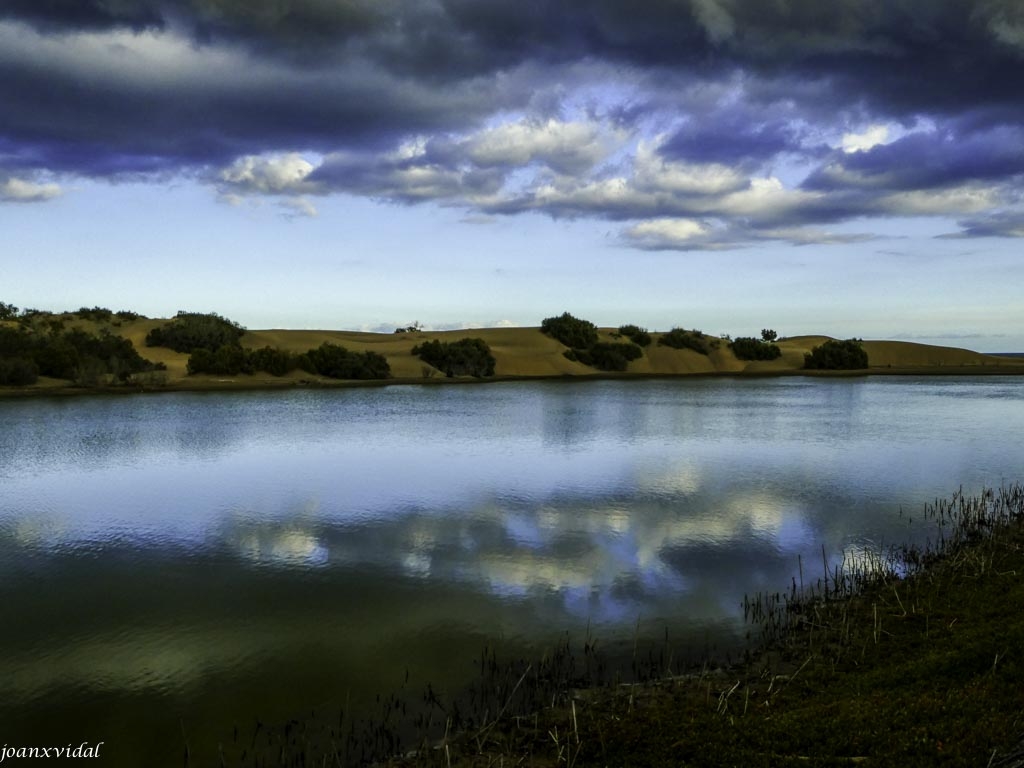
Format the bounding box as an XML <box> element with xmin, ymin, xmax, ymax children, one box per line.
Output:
<box><xmin>3</xmin><ymin>316</ymin><xmax>1022</xmax><ymax>393</ymax></box>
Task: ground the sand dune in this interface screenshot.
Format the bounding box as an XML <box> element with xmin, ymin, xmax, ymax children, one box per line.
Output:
<box><xmin>3</xmin><ymin>317</ymin><xmax>1022</xmax><ymax>394</ymax></box>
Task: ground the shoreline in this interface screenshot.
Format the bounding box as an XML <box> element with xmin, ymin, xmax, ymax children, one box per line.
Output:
<box><xmin>5</xmin><ymin>364</ymin><xmax>1024</xmax><ymax>399</ymax></box>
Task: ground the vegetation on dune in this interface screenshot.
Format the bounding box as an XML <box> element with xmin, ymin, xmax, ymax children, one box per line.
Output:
<box><xmin>301</xmin><ymin>342</ymin><xmax>391</xmax><ymax>380</ymax></box>
<box><xmin>540</xmin><ymin>311</ymin><xmax>599</xmax><ymax>349</ymax></box>
<box><xmin>186</xmin><ymin>341</ymin><xmax>391</xmax><ymax>380</ymax></box>
<box><xmin>0</xmin><ymin>323</ymin><xmax>163</xmax><ymax>386</ymax></box>
<box><xmin>617</xmin><ymin>324</ymin><xmax>653</xmax><ymax>347</ymax></box>
<box><xmin>730</xmin><ymin>336</ymin><xmax>783</xmax><ymax>361</ymax></box>
<box><xmin>541</xmin><ymin>312</ymin><xmax>648</xmax><ymax>372</ymax></box>
<box><xmin>145</xmin><ymin>311</ymin><xmax>246</xmax><ymax>353</ymax></box>
<box><xmin>565</xmin><ymin>341</ymin><xmax>644</xmax><ymax>371</ymax></box>
<box><xmin>658</xmin><ymin>327</ymin><xmax>711</xmax><ymax>355</ymax></box>
<box><xmin>805</xmin><ymin>338</ymin><xmax>870</xmax><ymax>370</ymax></box>
<box><xmin>412</xmin><ymin>338</ymin><xmax>496</xmax><ymax>378</ymax></box>
<box><xmin>0</xmin><ymin>356</ymin><xmax>39</xmax><ymax>386</ymax></box>
<box><xmin>144</xmin><ymin>310</ymin><xmax>390</xmax><ymax>380</ymax></box>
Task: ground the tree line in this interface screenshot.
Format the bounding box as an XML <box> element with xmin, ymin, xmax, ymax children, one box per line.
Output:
<box><xmin>143</xmin><ymin>312</ymin><xmax>392</xmax><ymax>380</ymax></box>
<box><xmin>0</xmin><ymin>324</ymin><xmax>163</xmax><ymax>386</ymax></box>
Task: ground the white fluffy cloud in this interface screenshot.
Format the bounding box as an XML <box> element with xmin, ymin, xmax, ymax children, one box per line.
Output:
<box><xmin>623</xmin><ymin>218</ymin><xmax>713</xmax><ymax>249</ymax></box>
<box><xmin>219</xmin><ymin>152</ymin><xmax>319</xmax><ymax>194</ymax></box>
<box><xmin>841</xmin><ymin>125</ymin><xmax>890</xmax><ymax>154</ymax></box>
<box><xmin>465</xmin><ymin>118</ymin><xmax>622</xmax><ymax>175</ymax></box>
<box><xmin>634</xmin><ymin>140</ymin><xmax>749</xmax><ymax>196</ymax></box>
<box><xmin>0</xmin><ymin>176</ymin><xmax>62</xmax><ymax>203</ymax></box>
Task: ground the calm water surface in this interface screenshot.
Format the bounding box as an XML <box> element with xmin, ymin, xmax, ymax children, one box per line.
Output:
<box><xmin>1</xmin><ymin>377</ymin><xmax>1022</xmax><ymax>764</ymax></box>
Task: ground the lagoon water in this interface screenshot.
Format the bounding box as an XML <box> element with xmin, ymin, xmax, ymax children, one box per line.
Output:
<box><xmin>1</xmin><ymin>377</ymin><xmax>1022</xmax><ymax>764</ymax></box>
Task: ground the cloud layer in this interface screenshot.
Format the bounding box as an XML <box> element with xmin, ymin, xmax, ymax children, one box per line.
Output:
<box><xmin>4</xmin><ymin>1</ymin><xmax>1024</xmax><ymax>248</ymax></box>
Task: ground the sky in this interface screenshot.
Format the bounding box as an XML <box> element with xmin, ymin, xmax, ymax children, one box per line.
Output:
<box><xmin>2</xmin><ymin>1</ymin><xmax>1023</xmax><ymax>350</ymax></box>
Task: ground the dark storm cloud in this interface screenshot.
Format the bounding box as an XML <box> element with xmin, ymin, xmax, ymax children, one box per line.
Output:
<box><xmin>804</xmin><ymin>126</ymin><xmax>1024</xmax><ymax>192</ymax></box>
<box><xmin>946</xmin><ymin>210</ymin><xmax>1024</xmax><ymax>239</ymax></box>
<box><xmin>0</xmin><ymin>18</ymin><xmax>529</xmax><ymax>175</ymax></box>
<box><xmin>4</xmin><ymin>0</ymin><xmax>1024</xmax><ymax>244</ymax></box>
<box><xmin>657</xmin><ymin>99</ymin><xmax>826</xmax><ymax>166</ymax></box>
<box><xmin>0</xmin><ymin>0</ymin><xmax>164</xmax><ymax>32</ymax></box>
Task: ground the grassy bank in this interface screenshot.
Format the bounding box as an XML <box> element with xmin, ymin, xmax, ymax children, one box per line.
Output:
<box><xmin>452</xmin><ymin>488</ymin><xmax>1024</xmax><ymax>767</ymax></box>
<box><xmin>225</xmin><ymin>487</ymin><xmax>1024</xmax><ymax>767</ymax></box>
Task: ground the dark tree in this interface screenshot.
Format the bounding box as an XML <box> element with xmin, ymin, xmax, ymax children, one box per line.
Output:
<box><xmin>0</xmin><ymin>357</ymin><xmax>38</xmax><ymax>386</ymax></box>
<box><xmin>804</xmin><ymin>339</ymin><xmax>869</xmax><ymax>370</ymax></box>
<box><xmin>146</xmin><ymin>311</ymin><xmax>246</xmax><ymax>353</ymax></box>
<box><xmin>657</xmin><ymin>328</ymin><xmax>710</xmax><ymax>355</ymax></box>
<box><xmin>761</xmin><ymin>328</ymin><xmax>778</xmax><ymax>343</ymax></box>
<box><xmin>0</xmin><ymin>302</ymin><xmax>18</xmax><ymax>321</ymax></box>
<box><xmin>540</xmin><ymin>312</ymin><xmax>599</xmax><ymax>349</ymax></box>
<box><xmin>304</xmin><ymin>342</ymin><xmax>391</xmax><ymax>379</ymax></box>
<box><xmin>566</xmin><ymin>341</ymin><xmax>643</xmax><ymax>371</ymax></box>
<box><xmin>617</xmin><ymin>324</ymin><xmax>652</xmax><ymax>347</ymax></box>
<box><xmin>730</xmin><ymin>337</ymin><xmax>782</xmax><ymax>361</ymax></box>
<box><xmin>77</xmin><ymin>306</ymin><xmax>114</xmax><ymax>322</ymax></box>
<box><xmin>250</xmin><ymin>346</ymin><xmax>297</xmax><ymax>376</ymax></box>
<box><xmin>0</xmin><ymin>323</ymin><xmax>159</xmax><ymax>384</ymax></box>
<box><xmin>412</xmin><ymin>338</ymin><xmax>496</xmax><ymax>378</ymax></box>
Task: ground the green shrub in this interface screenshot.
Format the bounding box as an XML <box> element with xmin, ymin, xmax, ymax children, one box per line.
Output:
<box><xmin>0</xmin><ymin>357</ymin><xmax>39</xmax><ymax>385</ymax></box>
<box><xmin>0</xmin><ymin>327</ymin><xmax>34</xmax><ymax>357</ymax></box>
<box><xmin>187</xmin><ymin>344</ymin><xmax>254</xmax><ymax>376</ymax></box>
<box><xmin>145</xmin><ymin>311</ymin><xmax>246</xmax><ymax>353</ymax></box>
<box><xmin>72</xmin><ymin>357</ymin><xmax>107</xmax><ymax>387</ymax></box>
<box><xmin>1</xmin><ymin>316</ymin><xmax>159</xmax><ymax>385</ymax></box>
<box><xmin>657</xmin><ymin>328</ymin><xmax>709</xmax><ymax>355</ymax></box>
<box><xmin>541</xmin><ymin>312</ymin><xmax>599</xmax><ymax>349</ymax></box>
<box><xmin>804</xmin><ymin>339</ymin><xmax>869</xmax><ymax>370</ymax></box>
<box><xmin>585</xmin><ymin>342</ymin><xmax>643</xmax><ymax>371</ymax></box>
<box><xmin>412</xmin><ymin>338</ymin><xmax>496</xmax><ymax>378</ymax></box>
<box><xmin>249</xmin><ymin>346</ymin><xmax>297</xmax><ymax>377</ymax></box>
<box><xmin>617</xmin><ymin>324</ymin><xmax>652</xmax><ymax>347</ymax></box>
<box><xmin>76</xmin><ymin>306</ymin><xmax>113</xmax><ymax>322</ymax></box>
<box><xmin>0</xmin><ymin>302</ymin><xmax>19</xmax><ymax>321</ymax></box>
<box><xmin>564</xmin><ymin>342</ymin><xmax>643</xmax><ymax>371</ymax></box>
<box><xmin>730</xmin><ymin>337</ymin><xmax>782</xmax><ymax>361</ymax></box>
<box><xmin>304</xmin><ymin>342</ymin><xmax>391</xmax><ymax>379</ymax></box>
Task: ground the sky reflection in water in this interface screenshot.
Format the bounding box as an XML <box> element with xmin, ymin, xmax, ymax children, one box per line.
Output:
<box><xmin>0</xmin><ymin>377</ymin><xmax>1022</xmax><ymax>761</ymax></box>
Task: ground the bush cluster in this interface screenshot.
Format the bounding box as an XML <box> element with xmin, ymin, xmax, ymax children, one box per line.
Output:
<box><xmin>412</xmin><ymin>338</ymin><xmax>496</xmax><ymax>378</ymax></box>
<box><xmin>541</xmin><ymin>312</ymin><xmax>599</xmax><ymax>349</ymax></box>
<box><xmin>76</xmin><ymin>306</ymin><xmax>114</xmax><ymax>322</ymax></box>
<box><xmin>617</xmin><ymin>324</ymin><xmax>652</xmax><ymax>347</ymax></box>
<box><xmin>542</xmin><ymin>312</ymin><xmax>646</xmax><ymax>372</ymax></box>
<box><xmin>145</xmin><ymin>311</ymin><xmax>246</xmax><ymax>353</ymax></box>
<box><xmin>186</xmin><ymin>342</ymin><xmax>391</xmax><ymax>380</ymax></box>
<box><xmin>565</xmin><ymin>342</ymin><xmax>643</xmax><ymax>372</ymax></box>
<box><xmin>804</xmin><ymin>339</ymin><xmax>869</xmax><ymax>370</ymax></box>
<box><xmin>303</xmin><ymin>343</ymin><xmax>391</xmax><ymax>380</ymax></box>
<box><xmin>0</xmin><ymin>325</ymin><xmax>162</xmax><ymax>386</ymax></box>
<box><xmin>657</xmin><ymin>328</ymin><xmax>710</xmax><ymax>355</ymax></box>
<box><xmin>730</xmin><ymin>337</ymin><xmax>782</xmax><ymax>361</ymax></box>
<box><xmin>0</xmin><ymin>357</ymin><xmax>39</xmax><ymax>385</ymax></box>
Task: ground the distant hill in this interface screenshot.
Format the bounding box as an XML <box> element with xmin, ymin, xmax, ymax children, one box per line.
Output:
<box><xmin>2</xmin><ymin>308</ymin><xmax>1023</xmax><ymax>395</ymax></box>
